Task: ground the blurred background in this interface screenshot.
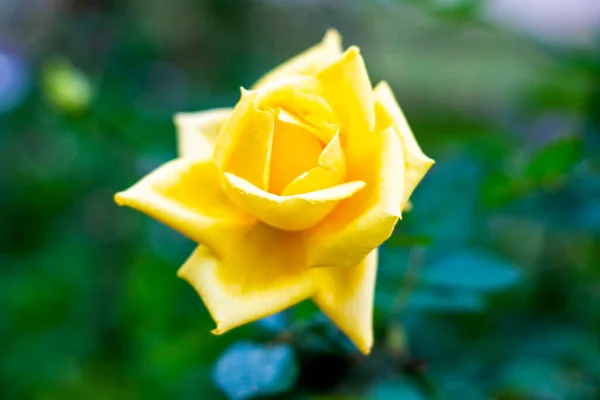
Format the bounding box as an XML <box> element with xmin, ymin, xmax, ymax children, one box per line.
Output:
<box><xmin>1</xmin><ymin>0</ymin><xmax>600</xmax><ymax>399</ymax></box>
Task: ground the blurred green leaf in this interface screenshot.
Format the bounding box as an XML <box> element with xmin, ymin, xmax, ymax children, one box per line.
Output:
<box><xmin>525</xmin><ymin>137</ymin><xmax>582</xmax><ymax>185</ymax></box>
<box><xmin>385</xmin><ymin>234</ymin><xmax>433</xmax><ymax>247</ymax></box>
<box><xmin>421</xmin><ymin>250</ymin><xmax>522</xmax><ymax>291</ymax></box>
<box><xmin>212</xmin><ymin>341</ymin><xmax>298</xmax><ymax>400</ymax></box>
<box><xmin>481</xmin><ymin>171</ymin><xmax>527</xmax><ymax>206</ymax></box>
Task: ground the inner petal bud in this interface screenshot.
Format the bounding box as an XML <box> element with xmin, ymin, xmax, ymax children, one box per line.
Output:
<box><xmin>268</xmin><ymin>115</ymin><xmax>323</xmax><ymax>195</ymax></box>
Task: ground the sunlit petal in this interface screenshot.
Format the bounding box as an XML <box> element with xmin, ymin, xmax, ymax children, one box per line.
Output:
<box><xmin>115</xmin><ymin>159</ymin><xmax>254</xmax><ymax>258</ymax></box>
<box><xmin>223</xmin><ymin>172</ymin><xmax>365</xmax><ymax>231</ymax></box>
<box><xmin>178</xmin><ymin>224</ymin><xmax>314</xmax><ymax>333</ymax></box>
<box><xmin>311</xmin><ymin>249</ymin><xmax>378</xmax><ymax>355</ymax></box>
<box><xmin>374</xmin><ymin>81</ymin><xmax>435</xmax><ymax>209</ymax></box>
<box><xmin>316</xmin><ymin>47</ymin><xmax>375</xmax><ymax>147</ymax></box>
<box><xmin>174</xmin><ymin>108</ymin><xmax>232</xmax><ymax>160</ymax></box>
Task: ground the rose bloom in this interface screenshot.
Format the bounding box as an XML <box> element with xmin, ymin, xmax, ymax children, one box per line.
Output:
<box><xmin>115</xmin><ymin>30</ymin><xmax>433</xmax><ymax>354</ymax></box>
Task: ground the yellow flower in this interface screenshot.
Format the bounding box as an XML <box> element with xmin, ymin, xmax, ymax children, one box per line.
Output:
<box><xmin>115</xmin><ymin>30</ymin><xmax>434</xmax><ymax>355</ymax></box>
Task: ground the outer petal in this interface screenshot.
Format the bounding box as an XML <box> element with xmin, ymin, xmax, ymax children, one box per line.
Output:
<box><xmin>256</xmin><ymin>77</ymin><xmax>331</xmax><ymax>121</ymax></box>
<box><xmin>178</xmin><ymin>224</ymin><xmax>314</xmax><ymax>333</ymax></box>
<box><xmin>311</xmin><ymin>249</ymin><xmax>378</xmax><ymax>355</ymax></box>
<box><xmin>115</xmin><ymin>159</ymin><xmax>254</xmax><ymax>258</ymax></box>
<box><xmin>316</xmin><ymin>47</ymin><xmax>375</xmax><ymax>148</ymax></box>
<box><xmin>252</xmin><ymin>29</ymin><xmax>342</xmax><ymax>90</ymax></box>
<box><xmin>174</xmin><ymin>108</ymin><xmax>232</xmax><ymax>160</ymax></box>
<box><xmin>374</xmin><ymin>81</ymin><xmax>435</xmax><ymax>209</ymax></box>
<box><xmin>305</xmin><ymin>126</ymin><xmax>404</xmax><ymax>268</ymax></box>
<box><xmin>223</xmin><ymin>172</ymin><xmax>365</xmax><ymax>231</ymax></box>
<box><xmin>214</xmin><ymin>89</ymin><xmax>274</xmax><ymax>191</ymax></box>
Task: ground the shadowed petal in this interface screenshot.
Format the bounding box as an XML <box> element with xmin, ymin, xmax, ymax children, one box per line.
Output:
<box><xmin>178</xmin><ymin>224</ymin><xmax>314</xmax><ymax>333</ymax></box>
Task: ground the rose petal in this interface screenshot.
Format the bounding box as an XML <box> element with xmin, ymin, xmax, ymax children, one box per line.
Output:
<box><xmin>268</xmin><ymin>117</ymin><xmax>324</xmax><ymax>195</ymax></box>
<box><xmin>311</xmin><ymin>249</ymin><xmax>378</xmax><ymax>355</ymax></box>
<box><xmin>257</xmin><ymin>78</ymin><xmax>331</xmax><ymax>120</ymax></box>
<box><xmin>214</xmin><ymin>89</ymin><xmax>275</xmax><ymax>191</ymax></box>
<box><xmin>252</xmin><ymin>29</ymin><xmax>342</xmax><ymax>90</ymax></box>
<box><xmin>115</xmin><ymin>159</ymin><xmax>254</xmax><ymax>258</ymax></box>
<box><xmin>316</xmin><ymin>47</ymin><xmax>375</xmax><ymax>145</ymax></box>
<box><xmin>174</xmin><ymin>108</ymin><xmax>232</xmax><ymax>160</ymax></box>
<box><xmin>178</xmin><ymin>225</ymin><xmax>314</xmax><ymax>334</ymax></box>
<box><xmin>305</xmin><ymin>126</ymin><xmax>404</xmax><ymax>268</ymax></box>
<box><xmin>282</xmin><ymin>132</ymin><xmax>345</xmax><ymax>196</ymax></box>
<box><xmin>374</xmin><ymin>81</ymin><xmax>435</xmax><ymax>209</ymax></box>
<box><xmin>276</xmin><ymin>109</ymin><xmax>337</xmax><ymax>145</ymax></box>
<box><xmin>223</xmin><ymin>172</ymin><xmax>365</xmax><ymax>231</ymax></box>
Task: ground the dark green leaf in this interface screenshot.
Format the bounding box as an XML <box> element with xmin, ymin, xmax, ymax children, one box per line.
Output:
<box><xmin>525</xmin><ymin>137</ymin><xmax>582</xmax><ymax>185</ymax></box>
<box><xmin>385</xmin><ymin>234</ymin><xmax>433</xmax><ymax>247</ymax></box>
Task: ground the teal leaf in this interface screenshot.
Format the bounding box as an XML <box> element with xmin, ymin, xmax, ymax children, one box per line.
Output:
<box><xmin>407</xmin><ymin>288</ymin><xmax>484</xmax><ymax>312</ymax></box>
<box><xmin>254</xmin><ymin>312</ymin><xmax>288</xmax><ymax>333</ymax></box>
<box><xmin>368</xmin><ymin>380</ymin><xmax>426</xmax><ymax>400</ymax></box>
<box><xmin>212</xmin><ymin>341</ymin><xmax>298</xmax><ymax>400</ymax></box>
<box><xmin>497</xmin><ymin>359</ymin><xmax>569</xmax><ymax>400</ymax></box>
<box><xmin>421</xmin><ymin>250</ymin><xmax>522</xmax><ymax>291</ymax></box>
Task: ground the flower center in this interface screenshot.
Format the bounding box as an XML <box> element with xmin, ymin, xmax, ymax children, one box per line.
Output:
<box><xmin>260</xmin><ymin>90</ymin><xmax>340</xmax><ymax>196</ymax></box>
<box><xmin>268</xmin><ymin>110</ymin><xmax>325</xmax><ymax>195</ymax></box>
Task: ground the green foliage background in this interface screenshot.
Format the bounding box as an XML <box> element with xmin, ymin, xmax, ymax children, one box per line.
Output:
<box><xmin>1</xmin><ymin>0</ymin><xmax>599</xmax><ymax>398</ymax></box>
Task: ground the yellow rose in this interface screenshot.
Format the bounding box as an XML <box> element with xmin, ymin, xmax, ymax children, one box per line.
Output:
<box><xmin>115</xmin><ymin>30</ymin><xmax>433</xmax><ymax>354</ymax></box>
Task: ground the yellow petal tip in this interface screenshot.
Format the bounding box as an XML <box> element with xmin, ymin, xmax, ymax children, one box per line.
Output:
<box><xmin>359</xmin><ymin>344</ymin><xmax>373</xmax><ymax>356</ymax></box>
<box><xmin>323</xmin><ymin>28</ymin><xmax>342</xmax><ymax>46</ymax></box>
<box><xmin>374</xmin><ymin>80</ymin><xmax>390</xmax><ymax>91</ymax></box>
<box><xmin>240</xmin><ymin>87</ymin><xmax>251</xmax><ymax>97</ymax></box>
<box><xmin>114</xmin><ymin>192</ymin><xmax>126</xmax><ymax>206</ymax></box>
<box><xmin>211</xmin><ymin>326</ymin><xmax>225</xmax><ymax>335</ymax></box>
<box><xmin>175</xmin><ymin>264</ymin><xmax>186</xmax><ymax>279</ymax></box>
<box><xmin>346</xmin><ymin>46</ymin><xmax>361</xmax><ymax>58</ymax></box>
